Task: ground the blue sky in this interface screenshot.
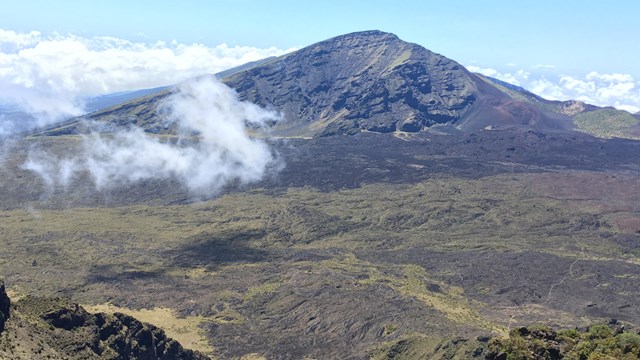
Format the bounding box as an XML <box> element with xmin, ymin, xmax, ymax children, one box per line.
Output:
<box><xmin>2</xmin><ymin>0</ymin><xmax>637</xmax><ymax>76</ymax></box>
<box><xmin>1</xmin><ymin>0</ymin><xmax>640</xmax><ymax>119</ymax></box>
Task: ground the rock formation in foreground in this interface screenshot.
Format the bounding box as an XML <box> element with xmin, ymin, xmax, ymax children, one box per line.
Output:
<box><xmin>0</xmin><ymin>282</ymin><xmax>209</xmax><ymax>360</ymax></box>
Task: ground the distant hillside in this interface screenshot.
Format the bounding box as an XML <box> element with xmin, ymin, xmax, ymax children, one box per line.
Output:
<box><xmin>480</xmin><ymin>75</ymin><xmax>640</xmax><ymax>140</ymax></box>
<box><xmin>573</xmin><ymin>108</ymin><xmax>640</xmax><ymax>139</ymax></box>
<box><xmin>34</xmin><ymin>30</ymin><xmax>639</xmax><ymax>140</ymax></box>
<box><xmin>83</xmin><ymin>86</ymin><xmax>171</xmax><ymax>113</ymax></box>
<box><xmin>478</xmin><ymin>75</ymin><xmax>600</xmax><ymax>116</ymax></box>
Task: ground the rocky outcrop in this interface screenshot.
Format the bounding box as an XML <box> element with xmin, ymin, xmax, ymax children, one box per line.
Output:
<box><xmin>39</xmin><ymin>301</ymin><xmax>209</xmax><ymax>359</ymax></box>
<box><xmin>0</xmin><ymin>294</ymin><xmax>209</xmax><ymax>359</ymax></box>
<box><xmin>0</xmin><ymin>281</ymin><xmax>9</xmax><ymax>334</ymax></box>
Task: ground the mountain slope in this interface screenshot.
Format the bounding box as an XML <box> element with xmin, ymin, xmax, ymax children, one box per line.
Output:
<box><xmin>224</xmin><ymin>30</ymin><xmax>482</xmax><ymax>136</ymax></box>
<box><xmin>83</xmin><ymin>86</ymin><xmax>171</xmax><ymax>113</ymax></box>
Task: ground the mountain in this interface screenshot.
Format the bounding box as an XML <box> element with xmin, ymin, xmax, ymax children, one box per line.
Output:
<box><xmin>38</xmin><ymin>30</ymin><xmax>639</xmax><ymax>139</ymax></box>
<box><xmin>224</xmin><ymin>30</ymin><xmax>484</xmax><ymax>136</ymax></box>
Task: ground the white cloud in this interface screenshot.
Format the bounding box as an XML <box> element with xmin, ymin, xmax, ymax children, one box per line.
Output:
<box><xmin>586</xmin><ymin>72</ymin><xmax>633</xmax><ymax>83</ymax></box>
<box><xmin>532</xmin><ymin>64</ymin><xmax>556</xmax><ymax>69</ymax></box>
<box><xmin>0</xmin><ymin>29</ymin><xmax>42</xmax><ymax>50</ymax></box>
<box><xmin>467</xmin><ymin>65</ymin><xmax>640</xmax><ymax>113</ymax></box>
<box><xmin>22</xmin><ymin>77</ymin><xmax>283</xmax><ymax>198</ymax></box>
<box><xmin>466</xmin><ymin>66</ymin><xmax>528</xmax><ymax>87</ymax></box>
<box><xmin>0</xmin><ymin>29</ymin><xmax>294</xmax><ymax>132</ymax></box>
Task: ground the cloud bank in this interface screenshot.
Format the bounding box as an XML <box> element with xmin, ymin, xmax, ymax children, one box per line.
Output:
<box><xmin>0</xmin><ymin>28</ymin><xmax>294</xmax><ymax>131</ymax></box>
<box><xmin>23</xmin><ymin>77</ymin><xmax>283</xmax><ymax>198</ymax></box>
<box><xmin>467</xmin><ymin>65</ymin><xmax>640</xmax><ymax>113</ymax></box>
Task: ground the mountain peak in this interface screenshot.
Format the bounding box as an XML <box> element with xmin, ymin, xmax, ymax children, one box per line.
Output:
<box><xmin>222</xmin><ymin>30</ymin><xmax>481</xmax><ymax>136</ymax></box>
<box><xmin>322</xmin><ymin>30</ymin><xmax>399</xmax><ymax>42</ymax></box>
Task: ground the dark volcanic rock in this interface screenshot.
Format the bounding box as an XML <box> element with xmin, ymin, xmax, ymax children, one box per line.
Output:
<box><xmin>0</xmin><ymin>281</ymin><xmax>9</xmax><ymax>333</ymax></box>
<box><xmin>224</xmin><ymin>30</ymin><xmax>479</xmax><ymax>136</ymax></box>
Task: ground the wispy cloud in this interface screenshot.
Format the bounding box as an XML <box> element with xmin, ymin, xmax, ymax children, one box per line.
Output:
<box><xmin>532</xmin><ymin>64</ymin><xmax>556</xmax><ymax>69</ymax></box>
<box><xmin>0</xmin><ymin>29</ymin><xmax>294</xmax><ymax>132</ymax></box>
<box><xmin>466</xmin><ymin>66</ymin><xmax>529</xmax><ymax>87</ymax></box>
<box><xmin>467</xmin><ymin>65</ymin><xmax>640</xmax><ymax>113</ymax></box>
<box><xmin>22</xmin><ymin>77</ymin><xmax>283</xmax><ymax>198</ymax></box>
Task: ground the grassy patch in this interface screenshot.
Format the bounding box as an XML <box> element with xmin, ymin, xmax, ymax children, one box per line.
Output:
<box><xmin>243</xmin><ymin>282</ymin><xmax>281</xmax><ymax>301</ymax></box>
<box><xmin>385</xmin><ymin>49</ymin><xmax>412</xmax><ymax>71</ymax></box>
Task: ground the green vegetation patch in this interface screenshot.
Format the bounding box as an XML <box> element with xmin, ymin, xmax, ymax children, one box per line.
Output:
<box><xmin>488</xmin><ymin>324</ymin><xmax>640</xmax><ymax>360</ymax></box>
<box><xmin>573</xmin><ymin>108</ymin><xmax>640</xmax><ymax>139</ymax></box>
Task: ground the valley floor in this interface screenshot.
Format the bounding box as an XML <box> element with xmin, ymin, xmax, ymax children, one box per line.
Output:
<box><xmin>1</xmin><ymin>131</ymin><xmax>639</xmax><ymax>358</ymax></box>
